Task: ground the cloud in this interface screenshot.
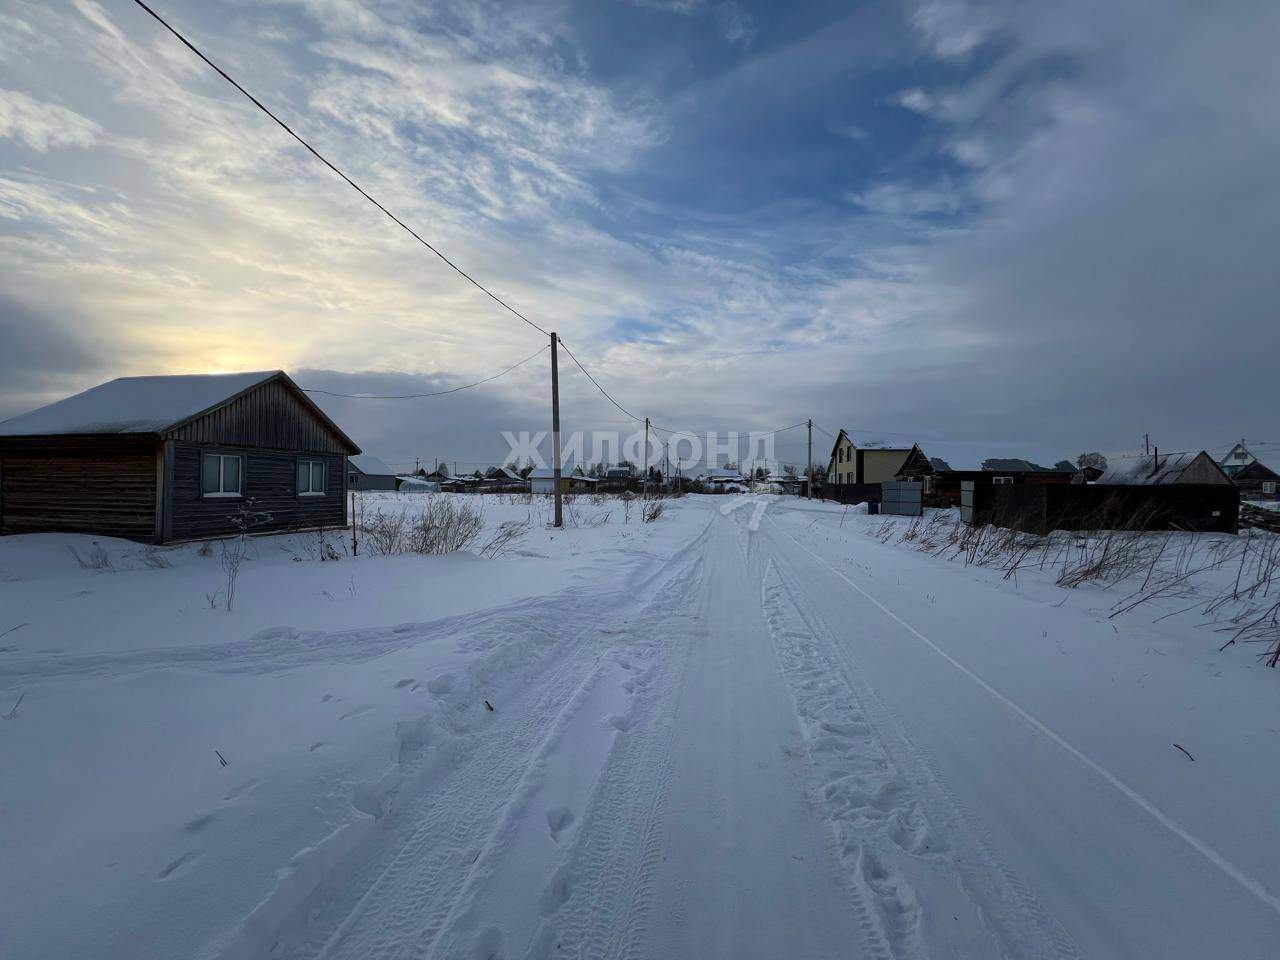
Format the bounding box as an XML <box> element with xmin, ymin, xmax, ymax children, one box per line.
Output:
<box><xmin>0</xmin><ymin>0</ymin><xmax>1277</xmax><ymax>460</ymax></box>
<box><xmin>907</xmin><ymin>0</ymin><xmax>1003</xmax><ymax>60</ymax></box>
<box><xmin>827</xmin><ymin>121</ymin><xmax>869</xmax><ymax>141</ymax></box>
<box><xmin>0</xmin><ymin>294</ymin><xmax>116</xmax><ymax>421</ymax></box>
<box><xmin>0</xmin><ymin>89</ymin><xmax>100</xmax><ymax>152</ymax></box>
<box><xmin>714</xmin><ymin>2</ymin><xmax>755</xmax><ymax>48</ymax></box>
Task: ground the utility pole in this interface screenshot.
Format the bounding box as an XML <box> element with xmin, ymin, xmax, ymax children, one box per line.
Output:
<box><xmin>643</xmin><ymin>416</ymin><xmax>650</xmax><ymax>495</ymax></box>
<box><xmin>550</xmin><ymin>332</ymin><xmax>564</xmax><ymax>528</ymax></box>
<box><xmin>1144</xmin><ymin>433</ymin><xmax>1150</xmax><ymax>456</ymax></box>
<box><xmin>807</xmin><ymin>418</ymin><xmax>813</xmax><ymax>499</ymax></box>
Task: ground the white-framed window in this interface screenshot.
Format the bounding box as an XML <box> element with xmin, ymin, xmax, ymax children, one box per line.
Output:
<box><xmin>298</xmin><ymin>458</ymin><xmax>327</xmax><ymax>496</ymax></box>
<box><xmin>992</xmin><ymin>476</ymin><xmax>1014</xmax><ymax>485</ymax></box>
<box><xmin>201</xmin><ymin>453</ymin><xmax>242</xmax><ymax>497</ymax></box>
<box><xmin>1264</xmin><ymin>481</ymin><xmax>1277</xmax><ymax>495</ymax></box>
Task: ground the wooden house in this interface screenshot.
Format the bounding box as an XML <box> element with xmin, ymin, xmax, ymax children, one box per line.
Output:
<box><xmin>347</xmin><ymin>454</ymin><xmax>398</xmax><ymax>491</ymax></box>
<box><xmin>1095</xmin><ymin>450</ymin><xmax>1232</xmax><ymax>486</ymax></box>
<box><xmin>0</xmin><ymin>371</ymin><xmax>359</xmax><ymax>543</ymax></box>
<box><xmin>929</xmin><ymin>466</ymin><xmax>1075</xmax><ymax>506</ymax></box>
<box><xmin>1228</xmin><ymin>460</ymin><xmax>1279</xmax><ymax>499</ymax></box>
<box><xmin>825</xmin><ymin>430</ymin><xmax>932</xmax><ymax>485</ymax></box>
<box><xmin>1218</xmin><ymin>442</ymin><xmax>1279</xmax><ymax>499</ymax></box>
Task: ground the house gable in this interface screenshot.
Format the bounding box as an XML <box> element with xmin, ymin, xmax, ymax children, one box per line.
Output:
<box><xmin>164</xmin><ymin>374</ymin><xmax>358</xmax><ymax>455</ymax></box>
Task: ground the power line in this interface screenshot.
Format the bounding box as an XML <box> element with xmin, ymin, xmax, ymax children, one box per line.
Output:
<box><xmin>555</xmin><ymin>338</ymin><xmax>646</xmax><ymax>423</ymax></box>
<box><xmin>301</xmin><ymin>344</ymin><xmax>548</xmax><ymax>399</ymax></box>
<box><xmin>129</xmin><ymin>0</ymin><xmax>549</xmax><ymax>339</ymax></box>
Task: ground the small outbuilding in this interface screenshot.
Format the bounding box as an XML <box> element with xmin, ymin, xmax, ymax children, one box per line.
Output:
<box><xmin>1095</xmin><ymin>451</ymin><xmax>1232</xmax><ymax>486</ymax></box>
<box><xmin>347</xmin><ymin>454</ymin><xmax>398</xmax><ymax>491</ymax></box>
<box><xmin>0</xmin><ymin>371</ymin><xmax>360</xmax><ymax>543</ymax></box>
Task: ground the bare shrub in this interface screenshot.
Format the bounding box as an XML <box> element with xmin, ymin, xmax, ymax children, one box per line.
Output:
<box><xmin>642</xmin><ymin>499</ymin><xmax>664</xmax><ymax>523</ymax></box>
<box><xmin>360</xmin><ymin>510</ymin><xmax>407</xmax><ymax>556</ymax></box>
<box><xmin>220</xmin><ymin>539</ymin><xmax>247</xmax><ymax>611</ymax></box>
<box><xmin>140</xmin><ymin>548</ymin><xmax>172</xmax><ymax>570</ymax></box>
<box><xmin>69</xmin><ymin>543</ymin><xmax>112</xmax><ymax>572</ymax></box>
<box><xmin>215</xmin><ymin>499</ymin><xmax>273</xmax><ymax>611</ymax></box>
<box><xmin>405</xmin><ymin>498</ymin><xmax>484</xmax><ymax>555</ymax></box>
<box><xmin>480</xmin><ymin>520</ymin><xmax>529</xmax><ymax>559</ymax></box>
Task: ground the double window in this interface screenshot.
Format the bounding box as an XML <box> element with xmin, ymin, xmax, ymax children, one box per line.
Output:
<box><xmin>992</xmin><ymin>476</ymin><xmax>1014</xmax><ymax>485</ymax></box>
<box><xmin>201</xmin><ymin>453</ymin><xmax>242</xmax><ymax>497</ymax></box>
<box><xmin>298</xmin><ymin>458</ymin><xmax>327</xmax><ymax>496</ymax></box>
<box><xmin>1264</xmin><ymin>481</ymin><xmax>1277</xmax><ymax>495</ymax></box>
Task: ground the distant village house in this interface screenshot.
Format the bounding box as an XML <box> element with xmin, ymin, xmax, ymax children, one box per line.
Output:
<box><xmin>0</xmin><ymin>371</ymin><xmax>360</xmax><ymax>543</ymax></box>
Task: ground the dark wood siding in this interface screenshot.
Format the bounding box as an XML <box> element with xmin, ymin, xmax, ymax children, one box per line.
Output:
<box><xmin>0</xmin><ymin>437</ymin><xmax>157</xmax><ymax>540</ymax></box>
<box><xmin>168</xmin><ymin>441</ymin><xmax>345</xmax><ymax>540</ymax></box>
<box><xmin>349</xmin><ymin>471</ymin><xmax>398</xmax><ymax>491</ymax></box>
<box><xmin>167</xmin><ymin>378</ymin><xmax>351</xmax><ymax>454</ymax></box>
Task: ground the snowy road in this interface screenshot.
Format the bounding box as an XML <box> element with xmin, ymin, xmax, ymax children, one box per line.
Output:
<box><xmin>234</xmin><ymin>499</ymin><xmax>1277</xmax><ymax>959</ymax></box>
<box><xmin>5</xmin><ymin>495</ymin><xmax>1278</xmax><ymax>959</ymax></box>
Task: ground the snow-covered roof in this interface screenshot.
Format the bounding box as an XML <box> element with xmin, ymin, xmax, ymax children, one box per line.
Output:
<box><xmin>707</xmin><ymin>469</ymin><xmax>742</xmax><ymax>480</ymax></box>
<box><xmin>348</xmin><ymin>454</ymin><xmax>394</xmax><ymax>476</ymax></box>
<box><xmin>529</xmin><ymin>468</ymin><xmax>597</xmax><ymax>482</ymax></box>
<box><xmin>487</xmin><ymin>466</ymin><xmax>523</xmax><ymax>480</ymax></box>
<box><xmin>1096</xmin><ymin>451</ymin><xmax>1210</xmax><ymax>485</ymax></box>
<box><xmin>396</xmin><ymin>475</ymin><xmax>432</xmax><ymax>487</ymax></box>
<box><xmin>0</xmin><ymin>371</ymin><xmax>282</xmax><ymax>437</ymax></box>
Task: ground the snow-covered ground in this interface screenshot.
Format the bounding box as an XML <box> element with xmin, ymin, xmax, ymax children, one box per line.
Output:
<box><xmin>2</xmin><ymin>493</ymin><xmax>1278</xmax><ymax>959</ymax></box>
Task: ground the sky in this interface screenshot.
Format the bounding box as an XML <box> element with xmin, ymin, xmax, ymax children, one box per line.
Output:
<box><xmin>1</xmin><ymin>0</ymin><xmax>1278</xmax><ymax>472</ymax></box>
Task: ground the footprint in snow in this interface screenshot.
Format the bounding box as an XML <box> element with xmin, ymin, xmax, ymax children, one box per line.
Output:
<box><xmin>546</xmin><ymin>806</ymin><xmax>575</xmax><ymax>843</ymax></box>
<box><xmin>182</xmin><ymin>813</ymin><xmax>216</xmax><ymax>833</ymax></box>
<box><xmin>393</xmin><ymin>678</ymin><xmax>415</xmax><ymax>689</ymax></box>
<box><xmin>539</xmin><ymin>866</ymin><xmax>572</xmax><ymax>915</ymax></box>
<box><xmin>157</xmin><ymin>850</ymin><xmax>201</xmax><ymax>880</ymax></box>
<box><xmin>471</xmin><ymin>924</ymin><xmax>506</xmax><ymax>960</ymax></box>
<box><xmin>223</xmin><ymin>777</ymin><xmax>260</xmax><ymax>801</ymax></box>
<box><xmin>426</xmin><ymin>674</ymin><xmax>457</xmax><ymax>696</ymax></box>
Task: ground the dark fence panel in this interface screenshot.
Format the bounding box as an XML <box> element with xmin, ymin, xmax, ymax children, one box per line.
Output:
<box><xmin>979</xmin><ymin>483</ymin><xmax>1240</xmax><ymax>535</ymax></box>
<box><xmin>820</xmin><ymin>482</ymin><xmax>882</xmax><ymax>505</ymax></box>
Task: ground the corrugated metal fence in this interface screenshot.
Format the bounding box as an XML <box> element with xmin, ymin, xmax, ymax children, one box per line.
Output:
<box><xmin>881</xmin><ymin>481</ymin><xmax>923</xmax><ymax>517</ymax></box>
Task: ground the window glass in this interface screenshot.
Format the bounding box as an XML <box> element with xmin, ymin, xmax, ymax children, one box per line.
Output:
<box><xmin>202</xmin><ymin>455</ymin><xmax>220</xmax><ymax>495</ymax></box>
<box><xmin>223</xmin><ymin>455</ymin><xmax>241</xmax><ymax>493</ymax></box>
<box><xmin>311</xmin><ymin>461</ymin><xmax>325</xmax><ymax>493</ymax></box>
<box><xmin>297</xmin><ymin>461</ymin><xmax>309</xmax><ymax>493</ymax></box>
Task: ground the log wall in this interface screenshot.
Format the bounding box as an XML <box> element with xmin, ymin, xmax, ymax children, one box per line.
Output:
<box><xmin>0</xmin><ymin>437</ymin><xmax>158</xmax><ymax>540</ymax></box>
<box><xmin>168</xmin><ymin>442</ymin><xmax>346</xmax><ymax>540</ymax></box>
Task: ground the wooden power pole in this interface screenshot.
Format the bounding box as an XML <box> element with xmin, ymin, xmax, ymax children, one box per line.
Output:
<box><xmin>643</xmin><ymin>416</ymin><xmax>650</xmax><ymax>494</ymax></box>
<box><xmin>807</xmin><ymin>418</ymin><xmax>813</xmax><ymax>498</ymax></box>
<box><xmin>550</xmin><ymin>332</ymin><xmax>564</xmax><ymax>528</ymax></box>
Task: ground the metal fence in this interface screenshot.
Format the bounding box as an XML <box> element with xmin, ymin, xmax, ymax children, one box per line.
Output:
<box><xmin>881</xmin><ymin>481</ymin><xmax>923</xmax><ymax>517</ymax></box>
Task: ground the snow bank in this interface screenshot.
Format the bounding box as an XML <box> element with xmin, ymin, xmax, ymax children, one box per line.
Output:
<box><xmin>0</xmin><ymin>492</ymin><xmax>708</xmax><ymax>960</ymax></box>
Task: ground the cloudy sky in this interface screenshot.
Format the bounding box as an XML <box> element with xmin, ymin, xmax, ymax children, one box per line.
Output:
<box><xmin>1</xmin><ymin>0</ymin><xmax>1277</xmax><ymax>471</ymax></box>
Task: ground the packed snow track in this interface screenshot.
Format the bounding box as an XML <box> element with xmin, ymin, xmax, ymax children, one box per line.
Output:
<box><xmin>3</xmin><ymin>494</ymin><xmax>1278</xmax><ymax>959</ymax></box>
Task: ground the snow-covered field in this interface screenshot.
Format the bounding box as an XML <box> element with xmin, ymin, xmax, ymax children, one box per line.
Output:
<box><xmin>2</xmin><ymin>492</ymin><xmax>1278</xmax><ymax>959</ymax></box>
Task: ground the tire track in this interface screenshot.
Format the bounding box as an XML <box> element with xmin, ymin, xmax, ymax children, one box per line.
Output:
<box><xmin>233</xmin><ymin>514</ymin><xmax>718</xmax><ymax>960</ymax></box>
<box><xmin>760</xmin><ymin>515</ymin><xmax>1082</xmax><ymax>960</ymax></box>
<box><xmin>519</xmin><ymin>530</ymin><xmax>710</xmax><ymax>960</ymax></box>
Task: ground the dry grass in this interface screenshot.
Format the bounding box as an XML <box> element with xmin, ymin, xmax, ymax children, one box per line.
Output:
<box><xmin>880</xmin><ymin>509</ymin><xmax>1280</xmax><ymax>665</ymax></box>
<box><xmin>359</xmin><ymin>497</ymin><xmax>485</xmax><ymax>556</ymax></box>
